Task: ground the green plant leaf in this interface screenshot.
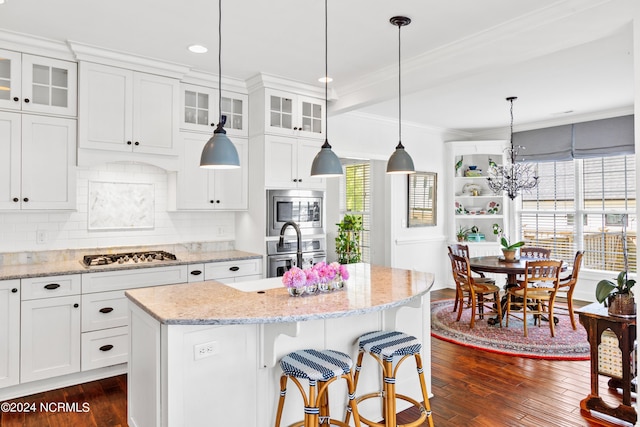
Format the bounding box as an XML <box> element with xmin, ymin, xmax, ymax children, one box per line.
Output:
<box><xmin>595</xmin><ymin>279</ymin><xmax>617</xmax><ymax>304</ymax></box>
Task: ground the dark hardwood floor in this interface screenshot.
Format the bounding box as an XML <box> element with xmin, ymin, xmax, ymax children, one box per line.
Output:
<box><xmin>0</xmin><ymin>289</ymin><xmax>631</xmax><ymax>426</ymax></box>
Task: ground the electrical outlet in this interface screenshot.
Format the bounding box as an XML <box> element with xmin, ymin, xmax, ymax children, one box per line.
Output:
<box><xmin>194</xmin><ymin>341</ymin><xmax>219</xmax><ymax>360</ymax></box>
<box><xmin>36</xmin><ymin>230</ymin><xmax>46</xmax><ymax>244</ymax></box>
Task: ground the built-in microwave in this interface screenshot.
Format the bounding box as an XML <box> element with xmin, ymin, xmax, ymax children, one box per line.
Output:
<box><xmin>267</xmin><ymin>189</ymin><xmax>324</xmax><ymax>236</ymax></box>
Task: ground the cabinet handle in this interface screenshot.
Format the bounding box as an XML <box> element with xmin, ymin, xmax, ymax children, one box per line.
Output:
<box><xmin>134</xmin><ymin>141</ymin><xmax>140</xmax><ymax>146</ymax></box>
<box><xmin>13</xmin><ymin>198</ymin><xmax>19</xmax><ymax>202</ymax></box>
<box><xmin>23</xmin><ymin>197</ymin><xmax>29</xmax><ymax>202</ymax></box>
<box><xmin>11</xmin><ymin>288</ymin><xmax>18</xmax><ymax>293</ymax></box>
<box><xmin>44</xmin><ymin>283</ymin><xmax>60</xmax><ymax>290</ymax></box>
<box><xmin>99</xmin><ymin>307</ymin><xmax>114</xmax><ymax>314</ymax></box>
<box><xmin>127</xmin><ymin>141</ymin><xmax>132</xmax><ymax>145</ymax></box>
<box><xmin>229</xmin><ymin>266</ymin><xmax>240</xmax><ymax>272</ymax></box>
<box><xmin>99</xmin><ymin>344</ymin><xmax>114</xmax><ymax>352</ymax></box>
<box><xmin>24</xmin><ymin>98</ymin><xmax>30</xmax><ymax>103</ymax></box>
<box><xmin>13</xmin><ymin>97</ymin><xmax>19</xmax><ymax>102</ymax></box>
<box><xmin>73</xmin><ymin>303</ymin><xmax>79</xmax><ymax>308</ymax></box>
<box><xmin>190</xmin><ymin>270</ymin><xmax>202</xmax><ymax>276</ymax></box>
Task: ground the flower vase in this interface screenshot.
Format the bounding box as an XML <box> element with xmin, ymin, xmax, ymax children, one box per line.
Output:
<box><xmin>305</xmin><ymin>283</ymin><xmax>318</xmax><ymax>295</ymax></box>
<box><xmin>332</xmin><ymin>278</ymin><xmax>345</xmax><ymax>290</ymax></box>
<box><xmin>318</xmin><ymin>280</ymin><xmax>331</xmax><ymax>292</ymax></box>
<box><xmin>287</xmin><ymin>287</ymin><xmax>305</xmax><ymax>297</ymax></box>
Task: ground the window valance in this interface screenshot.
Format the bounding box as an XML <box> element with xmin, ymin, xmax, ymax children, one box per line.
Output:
<box><xmin>513</xmin><ymin>115</ymin><xmax>634</xmax><ymax>162</ymax></box>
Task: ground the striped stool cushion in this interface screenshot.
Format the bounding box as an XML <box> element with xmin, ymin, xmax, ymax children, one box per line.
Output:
<box><xmin>358</xmin><ymin>331</ymin><xmax>422</xmax><ymax>359</ymax></box>
<box><xmin>280</xmin><ymin>349</ymin><xmax>353</xmax><ymax>382</ymax></box>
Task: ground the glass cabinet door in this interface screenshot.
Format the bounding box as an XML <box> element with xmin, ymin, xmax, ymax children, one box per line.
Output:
<box><xmin>269</xmin><ymin>95</ymin><xmax>293</xmax><ymax>130</ymax></box>
<box><xmin>300</xmin><ymin>100</ymin><xmax>322</xmax><ymax>134</ymax></box>
<box><xmin>21</xmin><ymin>54</ymin><xmax>77</xmax><ymax>116</ymax></box>
<box><xmin>0</xmin><ymin>49</ymin><xmax>21</xmax><ymax>111</ymax></box>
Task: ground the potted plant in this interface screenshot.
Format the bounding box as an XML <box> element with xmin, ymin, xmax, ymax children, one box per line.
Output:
<box><xmin>456</xmin><ymin>226</ymin><xmax>470</xmax><ymax>242</ymax></box>
<box><xmin>595</xmin><ymin>271</ymin><xmax>636</xmax><ymax>316</ymax></box>
<box><xmin>500</xmin><ymin>236</ymin><xmax>524</xmax><ymax>262</ymax></box>
<box><xmin>335</xmin><ymin>215</ymin><xmax>363</xmax><ymax>264</ymax></box>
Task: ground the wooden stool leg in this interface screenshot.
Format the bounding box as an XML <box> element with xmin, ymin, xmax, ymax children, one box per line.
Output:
<box><xmin>414</xmin><ymin>354</ymin><xmax>434</xmax><ymax>427</ymax></box>
<box><xmin>344</xmin><ymin>373</ymin><xmax>362</xmax><ymax>427</ymax></box>
<box><xmin>274</xmin><ymin>375</ymin><xmax>288</xmax><ymax>427</ymax></box>
<box><xmin>344</xmin><ymin>350</ymin><xmax>364</xmax><ymax>426</ymax></box>
<box><xmin>306</xmin><ymin>380</ymin><xmax>319</xmax><ymax>427</ymax></box>
<box><xmin>383</xmin><ymin>358</ymin><xmax>396</xmax><ymax>427</ymax></box>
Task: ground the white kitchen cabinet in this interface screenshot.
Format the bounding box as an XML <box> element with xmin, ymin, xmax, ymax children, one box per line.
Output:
<box><xmin>264</xmin><ymin>89</ymin><xmax>324</xmax><ymax>139</ymax></box>
<box><xmin>180</xmin><ymin>83</ymin><xmax>248</xmax><ymax>137</ymax></box>
<box><xmin>0</xmin><ymin>111</ymin><xmax>76</xmax><ymax>210</ymax></box>
<box><xmin>0</xmin><ymin>49</ymin><xmax>77</xmax><ymax>117</ymax></box>
<box><xmin>171</xmin><ymin>132</ymin><xmax>248</xmax><ymax>210</ymax></box>
<box><xmin>0</xmin><ymin>280</ymin><xmax>20</xmax><ymax>389</ymax></box>
<box><xmin>204</xmin><ymin>258</ymin><xmax>263</xmax><ymax>283</ymax></box>
<box><xmin>446</xmin><ymin>140</ymin><xmax>508</xmax><ymax>254</ymax></box>
<box><xmin>21</xmin><ymin>294</ymin><xmax>81</xmax><ymax>383</ymax></box>
<box><xmin>264</xmin><ymin>135</ymin><xmax>324</xmax><ymax>189</ymax></box>
<box><xmin>78</xmin><ymin>62</ymin><xmax>179</xmax><ymax>155</ymax></box>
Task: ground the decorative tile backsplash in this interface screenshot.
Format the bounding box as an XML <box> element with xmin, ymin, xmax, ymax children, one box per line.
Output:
<box><xmin>0</xmin><ymin>163</ymin><xmax>235</xmax><ymax>253</ymax></box>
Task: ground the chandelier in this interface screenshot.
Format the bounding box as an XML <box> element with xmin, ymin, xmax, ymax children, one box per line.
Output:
<box><xmin>487</xmin><ymin>97</ymin><xmax>538</xmax><ymax>199</ymax></box>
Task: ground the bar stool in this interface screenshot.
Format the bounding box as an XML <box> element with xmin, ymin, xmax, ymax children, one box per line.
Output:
<box><xmin>345</xmin><ymin>331</ymin><xmax>434</xmax><ymax>427</ymax></box>
<box><xmin>274</xmin><ymin>349</ymin><xmax>362</xmax><ymax>427</ymax></box>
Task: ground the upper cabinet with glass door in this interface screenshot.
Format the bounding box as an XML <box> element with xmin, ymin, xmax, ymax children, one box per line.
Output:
<box><xmin>264</xmin><ymin>88</ymin><xmax>324</xmax><ymax>139</ymax></box>
<box><xmin>0</xmin><ymin>49</ymin><xmax>77</xmax><ymax>117</ymax></box>
<box><xmin>180</xmin><ymin>83</ymin><xmax>247</xmax><ymax>137</ymax></box>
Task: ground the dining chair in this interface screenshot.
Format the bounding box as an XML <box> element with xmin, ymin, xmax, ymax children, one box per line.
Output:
<box><xmin>447</xmin><ymin>244</ymin><xmax>495</xmax><ymax>313</ymax></box>
<box><xmin>520</xmin><ymin>247</ymin><xmax>551</xmax><ymax>259</ymax></box>
<box><xmin>553</xmin><ymin>251</ymin><xmax>584</xmax><ymax>330</ymax></box>
<box><xmin>506</xmin><ymin>259</ymin><xmax>562</xmax><ymax>337</ymax></box>
<box><xmin>448</xmin><ymin>253</ymin><xmax>502</xmax><ymax>328</ymax></box>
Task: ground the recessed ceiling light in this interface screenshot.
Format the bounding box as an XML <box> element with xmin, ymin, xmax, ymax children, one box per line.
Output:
<box><xmin>188</xmin><ymin>45</ymin><xmax>208</xmax><ymax>54</ymax></box>
<box><xmin>0</xmin><ymin>1</ymin><xmax>6</xmax><ymax>5</ymax></box>
<box><xmin>318</xmin><ymin>76</ymin><xmax>333</xmax><ymax>83</ymax></box>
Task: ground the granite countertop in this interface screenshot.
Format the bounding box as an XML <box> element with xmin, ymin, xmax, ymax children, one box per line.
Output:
<box><xmin>0</xmin><ymin>249</ymin><xmax>262</xmax><ymax>280</ymax></box>
<box><xmin>125</xmin><ymin>264</ymin><xmax>435</xmax><ymax>325</ymax></box>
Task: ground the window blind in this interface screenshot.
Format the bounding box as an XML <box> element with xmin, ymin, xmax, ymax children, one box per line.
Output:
<box><xmin>513</xmin><ymin>125</ymin><xmax>573</xmax><ymax>162</ymax></box>
<box><xmin>341</xmin><ymin>161</ymin><xmax>371</xmax><ymax>263</ymax></box>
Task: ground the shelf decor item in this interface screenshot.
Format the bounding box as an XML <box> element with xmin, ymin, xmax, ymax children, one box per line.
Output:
<box><xmin>486</xmin><ymin>97</ymin><xmax>539</xmax><ymax>199</ymax></box>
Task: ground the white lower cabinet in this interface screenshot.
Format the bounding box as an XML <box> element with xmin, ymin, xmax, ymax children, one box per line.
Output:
<box><xmin>0</xmin><ymin>280</ymin><xmax>20</xmax><ymax>389</ymax></box>
<box><xmin>20</xmin><ymin>294</ymin><xmax>81</xmax><ymax>383</ymax></box>
<box><xmin>81</xmin><ymin>326</ymin><xmax>128</xmax><ymax>371</ymax></box>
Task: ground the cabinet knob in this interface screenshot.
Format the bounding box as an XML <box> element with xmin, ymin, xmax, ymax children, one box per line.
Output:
<box><xmin>134</xmin><ymin>141</ymin><xmax>140</xmax><ymax>146</ymax></box>
<box><xmin>127</xmin><ymin>141</ymin><xmax>132</xmax><ymax>145</ymax></box>
<box><xmin>99</xmin><ymin>307</ymin><xmax>114</xmax><ymax>314</ymax></box>
<box><xmin>44</xmin><ymin>283</ymin><xmax>60</xmax><ymax>290</ymax></box>
<box><xmin>216</xmin><ymin>200</ymin><xmax>220</xmax><ymax>204</ymax></box>
<box><xmin>190</xmin><ymin>270</ymin><xmax>202</xmax><ymax>276</ymax></box>
<box><xmin>13</xmin><ymin>97</ymin><xmax>19</xmax><ymax>102</ymax></box>
<box><xmin>293</xmin><ymin>179</ymin><xmax>298</xmax><ymax>182</ymax></box>
<box><xmin>210</xmin><ymin>123</ymin><xmax>215</xmax><ymax>127</ymax></box>
<box><xmin>12</xmin><ymin>198</ymin><xmax>19</xmax><ymax>202</ymax></box>
<box><xmin>99</xmin><ymin>344</ymin><xmax>114</xmax><ymax>352</ymax></box>
<box><xmin>298</xmin><ymin>179</ymin><xmax>302</xmax><ymax>182</ymax></box>
<box><xmin>23</xmin><ymin>197</ymin><xmax>29</xmax><ymax>202</ymax></box>
<box><xmin>24</xmin><ymin>98</ymin><xmax>30</xmax><ymax>103</ymax></box>
<box><xmin>73</xmin><ymin>303</ymin><xmax>79</xmax><ymax>308</ymax></box>
<box><xmin>11</xmin><ymin>288</ymin><xmax>17</xmax><ymax>293</ymax></box>
<box><xmin>210</xmin><ymin>200</ymin><xmax>214</xmax><ymax>204</ymax></box>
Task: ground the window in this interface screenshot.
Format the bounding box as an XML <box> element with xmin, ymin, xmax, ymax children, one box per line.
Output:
<box><xmin>519</xmin><ymin>155</ymin><xmax>636</xmax><ymax>273</ymax></box>
<box><xmin>341</xmin><ymin>161</ymin><xmax>371</xmax><ymax>263</ymax></box>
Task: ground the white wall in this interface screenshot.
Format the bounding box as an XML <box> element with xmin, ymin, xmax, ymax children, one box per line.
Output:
<box><xmin>330</xmin><ymin>112</ymin><xmax>467</xmax><ymax>288</ymax></box>
<box><xmin>0</xmin><ymin>162</ymin><xmax>235</xmax><ymax>253</ymax></box>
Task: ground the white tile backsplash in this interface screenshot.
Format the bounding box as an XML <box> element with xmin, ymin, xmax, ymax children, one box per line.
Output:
<box><xmin>0</xmin><ymin>162</ymin><xmax>235</xmax><ymax>253</ymax></box>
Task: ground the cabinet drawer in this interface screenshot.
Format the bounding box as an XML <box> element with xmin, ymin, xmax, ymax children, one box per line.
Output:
<box><xmin>187</xmin><ymin>263</ymin><xmax>205</xmax><ymax>283</ymax></box>
<box><xmin>82</xmin><ymin>265</ymin><xmax>189</xmax><ymax>293</ymax></box>
<box><xmin>82</xmin><ymin>290</ymin><xmax>128</xmax><ymax>332</ymax></box>
<box><xmin>81</xmin><ymin>326</ymin><xmax>128</xmax><ymax>371</ymax></box>
<box><xmin>21</xmin><ymin>274</ymin><xmax>81</xmax><ymax>300</ymax></box>
<box><xmin>204</xmin><ymin>259</ymin><xmax>262</xmax><ymax>281</ymax></box>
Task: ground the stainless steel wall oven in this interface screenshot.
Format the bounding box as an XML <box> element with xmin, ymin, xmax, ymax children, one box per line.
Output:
<box><xmin>266</xmin><ymin>189</ymin><xmax>324</xmax><ymax>236</ymax></box>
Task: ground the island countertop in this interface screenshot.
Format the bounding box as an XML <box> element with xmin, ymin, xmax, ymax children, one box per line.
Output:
<box><xmin>125</xmin><ymin>263</ymin><xmax>434</xmax><ymax>325</ymax></box>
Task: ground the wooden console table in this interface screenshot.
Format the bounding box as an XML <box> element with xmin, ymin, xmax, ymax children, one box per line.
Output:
<box><xmin>577</xmin><ymin>303</ymin><xmax>636</xmax><ymax>425</ymax></box>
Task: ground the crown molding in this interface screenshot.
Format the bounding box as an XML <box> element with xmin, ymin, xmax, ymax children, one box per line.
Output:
<box><xmin>246</xmin><ymin>73</ymin><xmax>336</xmax><ymax>100</ymax></box>
<box><xmin>0</xmin><ymin>29</ymin><xmax>75</xmax><ymax>60</ymax></box>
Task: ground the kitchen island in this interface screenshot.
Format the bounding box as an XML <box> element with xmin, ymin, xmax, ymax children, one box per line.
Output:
<box><xmin>125</xmin><ymin>263</ymin><xmax>434</xmax><ymax>427</ymax></box>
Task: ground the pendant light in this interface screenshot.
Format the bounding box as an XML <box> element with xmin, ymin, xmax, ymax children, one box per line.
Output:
<box><xmin>386</xmin><ymin>16</ymin><xmax>415</xmax><ymax>174</ymax></box>
<box><xmin>200</xmin><ymin>0</ymin><xmax>240</xmax><ymax>169</ymax></box>
<box><xmin>486</xmin><ymin>97</ymin><xmax>539</xmax><ymax>199</ymax></box>
<box><xmin>310</xmin><ymin>0</ymin><xmax>343</xmax><ymax>177</ymax></box>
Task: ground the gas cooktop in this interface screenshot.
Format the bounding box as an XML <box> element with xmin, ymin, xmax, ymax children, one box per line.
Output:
<box><xmin>82</xmin><ymin>250</ymin><xmax>177</xmax><ymax>267</ymax></box>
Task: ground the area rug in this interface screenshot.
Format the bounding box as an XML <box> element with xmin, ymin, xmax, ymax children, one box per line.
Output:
<box><xmin>431</xmin><ymin>299</ymin><xmax>590</xmax><ymax>360</ymax></box>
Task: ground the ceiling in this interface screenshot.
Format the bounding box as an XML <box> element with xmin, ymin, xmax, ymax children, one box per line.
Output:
<box><xmin>0</xmin><ymin>0</ymin><xmax>635</xmax><ymax>135</ymax></box>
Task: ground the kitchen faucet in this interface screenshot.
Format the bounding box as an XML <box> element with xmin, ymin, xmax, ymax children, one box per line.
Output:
<box><xmin>278</xmin><ymin>221</ymin><xmax>303</xmax><ymax>269</ymax></box>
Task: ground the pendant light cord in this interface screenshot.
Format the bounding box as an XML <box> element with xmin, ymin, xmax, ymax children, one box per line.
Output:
<box><xmin>322</xmin><ymin>0</ymin><xmax>331</xmax><ymax>149</ymax></box>
<box><xmin>397</xmin><ymin>21</ymin><xmax>402</xmax><ymax>147</ymax></box>
<box><xmin>218</xmin><ymin>0</ymin><xmax>223</xmax><ymax>127</ymax></box>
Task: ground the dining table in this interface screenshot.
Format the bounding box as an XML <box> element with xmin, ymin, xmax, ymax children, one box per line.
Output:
<box><xmin>468</xmin><ymin>255</ymin><xmax>566</xmax><ymax>325</ymax></box>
